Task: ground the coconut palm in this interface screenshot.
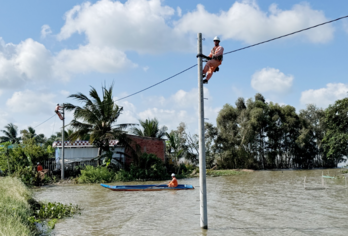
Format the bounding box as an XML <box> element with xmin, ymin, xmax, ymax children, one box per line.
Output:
<box><xmin>20</xmin><ymin>126</ymin><xmax>46</xmax><ymax>143</ymax></box>
<box><xmin>64</xmin><ymin>84</ymin><xmax>136</xmax><ymax>165</ymax></box>
<box><xmin>131</xmin><ymin>118</ymin><xmax>167</xmax><ymax>139</ymax></box>
<box><xmin>0</xmin><ymin>123</ymin><xmax>21</xmax><ymax>144</ymax></box>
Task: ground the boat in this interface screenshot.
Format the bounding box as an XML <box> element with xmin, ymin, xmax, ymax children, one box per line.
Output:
<box><xmin>100</xmin><ymin>184</ymin><xmax>195</xmax><ymax>191</ymax></box>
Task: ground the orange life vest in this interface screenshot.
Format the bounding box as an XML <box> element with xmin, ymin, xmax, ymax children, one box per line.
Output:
<box><xmin>168</xmin><ymin>177</ymin><xmax>178</xmax><ymax>187</ymax></box>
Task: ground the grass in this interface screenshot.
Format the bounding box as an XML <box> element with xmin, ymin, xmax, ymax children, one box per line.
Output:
<box><xmin>0</xmin><ymin>177</ymin><xmax>33</xmax><ymax>236</ymax></box>
<box><xmin>0</xmin><ymin>177</ymin><xmax>81</xmax><ymax>236</ymax></box>
<box><xmin>206</xmin><ymin>169</ymin><xmax>244</xmax><ymax>176</ymax></box>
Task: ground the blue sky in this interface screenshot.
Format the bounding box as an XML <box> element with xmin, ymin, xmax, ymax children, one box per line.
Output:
<box><xmin>0</xmin><ymin>0</ymin><xmax>348</xmax><ymax>137</ymax></box>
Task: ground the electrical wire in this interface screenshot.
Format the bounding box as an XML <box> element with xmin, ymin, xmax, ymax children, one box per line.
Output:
<box><xmin>115</xmin><ymin>64</ymin><xmax>197</xmax><ymax>101</ymax></box>
<box><xmin>115</xmin><ymin>14</ymin><xmax>348</xmax><ymax>102</ymax></box>
<box><xmin>223</xmin><ymin>14</ymin><xmax>348</xmax><ymax>55</ymax></box>
<box><xmin>34</xmin><ymin>114</ymin><xmax>56</xmax><ymax>129</ymax></box>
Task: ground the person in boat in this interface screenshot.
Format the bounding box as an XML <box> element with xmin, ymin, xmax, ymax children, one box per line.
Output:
<box><xmin>168</xmin><ymin>173</ymin><xmax>178</xmax><ymax>187</ymax></box>
<box><xmin>55</xmin><ymin>104</ymin><xmax>64</xmax><ymax>120</ymax></box>
<box><xmin>197</xmin><ymin>36</ymin><xmax>224</xmax><ymax>84</ymax></box>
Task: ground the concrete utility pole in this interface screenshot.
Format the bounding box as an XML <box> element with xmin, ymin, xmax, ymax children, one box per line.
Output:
<box><xmin>61</xmin><ymin>104</ymin><xmax>65</xmax><ymax>180</ymax></box>
<box><xmin>197</xmin><ymin>33</ymin><xmax>208</xmax><ymax>229</ymax></box>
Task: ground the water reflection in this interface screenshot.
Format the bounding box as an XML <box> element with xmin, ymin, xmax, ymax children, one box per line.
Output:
<box><xmin>34</xmin><ymin>169</ymin><xmax>348</xmax><ymax>235</ymax></box>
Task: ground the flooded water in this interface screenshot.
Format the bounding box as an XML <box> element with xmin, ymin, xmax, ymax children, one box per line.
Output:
<box><xmin>34</xmin><ymin>169</ymin><xmax>348</xmax><ymax>236</ymax></box>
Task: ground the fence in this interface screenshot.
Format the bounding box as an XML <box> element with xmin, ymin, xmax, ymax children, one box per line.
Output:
<box><xmin>42</xmin><ymin>159</ymin><xmax>99</xmax><ymax>174</ymax></box>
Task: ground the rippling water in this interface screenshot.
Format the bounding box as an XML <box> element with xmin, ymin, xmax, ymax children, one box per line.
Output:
<box><xmin>34</xmin><ymin>169</ymin><xmax>348</xmax><ymax>236</ymax></box>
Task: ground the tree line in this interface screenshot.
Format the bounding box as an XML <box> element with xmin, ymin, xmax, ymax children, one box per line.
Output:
<box><xmin>204</xmin><ymin>93</ymin><xmax>348</xmax><ymax>169</ymax></box>
<box><xmin>1</xmin><ymin>86</ymin><xmax>347</xmax><ymax>171</ymax></box>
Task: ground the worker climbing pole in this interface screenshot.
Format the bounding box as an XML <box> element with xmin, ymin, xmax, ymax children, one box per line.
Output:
<box><xmin>197</xmin><ymin>33</ymin><xmax>208</xmax><ymax>229</ymax></box>
<box><xmin>55</xmin><ymin>104</ymin><xmax>64</xmax><ymax>120</ymax></box>
<box><xmin>197</xmin><ymin>36</ymin><xmax>224</xmax><ymax>84</ymax></box>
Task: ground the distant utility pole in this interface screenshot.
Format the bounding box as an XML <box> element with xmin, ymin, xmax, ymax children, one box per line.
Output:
<box><xmin>61</xmin><ymin>104</ymin><xmax>65</xmax><ymax>180</ymax></box>
<box><xmin>197</xmin><ymin>33</ymin><xmax>208</xmax><ymax>229</ymax></box>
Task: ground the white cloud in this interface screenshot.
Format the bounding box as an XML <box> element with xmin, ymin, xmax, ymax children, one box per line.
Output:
<box><xmin>251</xmin><ymin>68</ymin><xmax>293</xmax><ymax>94</ymax></box>
<box><xmin>0</xmin><ymin>38</ymin><xmax>53</xmax><ymax>89</ymax></box>
<box><xmin>41</xmin><ymin>24</ymin><xmax>52</xmax><ymax>38</ymax></box>
<box><xmin>54</xmin><ymin>44</ymin><xmax>136</xmax><ymax>79</ymax></box>
<box><xmin>0</xmin><ymin>0</ymin><xmax>335</xmax><ymax>91</ymax></box>
<box><xmin>175</xmin><ymin>1</ymin><xmax>334</xmax><ymax>44</ymax></box>
<box><xmin>57</xmin><ymin>0</ymin><xmax>190</xmax><ymax>54</ymax></box>
<box><xmin>6</xmin><ymin>90</ymin><xmax>56</xmax><ymax>115</ymax></box>
<box><xmin>0</xmin><ymin>112</ymin><xmax>10</xmax><ymax>128</ymax></box>
<box><xmin>343</xmin><ymin>19</ymin><xmax>348</xmax><ymax>34</ymax></box>
<box><xmin>177</xmin><ymin>7</ymin><xmax>182</xmax><ymax>17</ymax></box>
<box><xmin>300</xmin><ymin>83</ymin><xmax>348</xmax><ymax>108</ymax></box>
<box><xmin>143</xmin><ymin>66</ymin><xmax>149</xmax><ymax>72</ymax></box>
<box><xmin>60</xmin><ymin>90</ymin><xmax>70</xmax><ymax>97</ymax></box>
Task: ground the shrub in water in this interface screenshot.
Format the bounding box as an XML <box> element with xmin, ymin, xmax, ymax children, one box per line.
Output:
<box><xmin>78</xmin><ymin>165</ymin><xmax>115</xmax><ymax>183</ymax></box>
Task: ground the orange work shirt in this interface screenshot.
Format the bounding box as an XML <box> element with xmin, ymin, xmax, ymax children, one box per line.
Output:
<box><xmin>168</xmin><ymin>177</ymin><xmax>178</xmax><ymax>187</ymax></box>
<box><xmin>37</xmin><ymin>165</ymin><xmax>43</xmax><ymax>172</ymax></box>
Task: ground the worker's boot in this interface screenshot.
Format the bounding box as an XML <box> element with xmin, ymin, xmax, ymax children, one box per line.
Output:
<box><xmin>203</xmin><ymin>79</ymin><xmax>208</xmax><ymax>84</ymax></box>
<box><xmin>202</xmin><ymin>73</ymin><xmax>206</xmax><ymax>78</ymax></box>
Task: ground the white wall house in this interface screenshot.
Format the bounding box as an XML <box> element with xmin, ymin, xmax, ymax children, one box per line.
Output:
<box><xmin>52</xmin><ymin>140</ymin><xmax>125</xmax><ymax>168</ymax></box>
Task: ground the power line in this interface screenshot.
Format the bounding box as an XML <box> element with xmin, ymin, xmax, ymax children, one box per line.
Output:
<box><xmin>34</xmin><ymin>114</ymin><xmax>56</xmax><ymax>129</ymax></box>
<box><xmin>223</xmin><ymin>14</ymin><xmax>348</xmax><ymax>55</ymax></box>
<box><xmin>115</xmin><ymin>64</ymin><xmax>197</xmax><ymax>101</ymax></box>
<box><xmin>115</xmin><ymin>14</ymin><xmax>348</xmax><ymax>102</ymax></box>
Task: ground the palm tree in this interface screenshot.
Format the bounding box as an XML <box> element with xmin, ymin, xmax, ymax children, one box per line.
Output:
<box><xmin>20</xmin><ymin>126</ymin><xmax>46</xmax><ymax>143</ymax></box>
<box><xmin>0</xmin><ymin>123</ymin><xmax>21</xmax><ymax>144</ymax></box>
<box><xmin>131</xmin><ymin>118</ymin><xmax>167</xmax><ymax>139</ymax></box>
<box><xmin>64</xmin><ymin>84</ymin><xmax>136</xmax><ymax>165</ymax></box>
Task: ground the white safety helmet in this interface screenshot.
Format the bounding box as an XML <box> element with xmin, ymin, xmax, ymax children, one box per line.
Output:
<box><xmin>213</xmin><ymin>36</ymin><xmax>220</xmax><ymax>41</ymax></box>
<box><xmin>37</xmin><ymin>162</ymin><xmax>40</xmax><ymax>165</ymax></box>
<box><xmin>171</xmin><ymin>173</ymin><xmax>175</xmax><ymax>177</ymax></box>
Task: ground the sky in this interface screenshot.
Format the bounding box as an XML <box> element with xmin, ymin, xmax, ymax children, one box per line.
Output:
<box><xmin>0</xmin><ymin>0</ymin><xmax>348</xmax><ymax>138</ymax></box>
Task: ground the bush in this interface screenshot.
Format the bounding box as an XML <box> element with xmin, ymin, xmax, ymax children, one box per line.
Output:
<box><xmin>122</xmin><ymin>153</ymin><xmax>168</xmax><ymax>181</ymax></box>
<box><xmin>78</xmin><ymin>165</ymin><xmax>116</xmax><ymax>183</ymax></box>
<box><xmin>34</xmin><ymin>202</ymin><xmax>80</xmax><ymax>219</ymax></box>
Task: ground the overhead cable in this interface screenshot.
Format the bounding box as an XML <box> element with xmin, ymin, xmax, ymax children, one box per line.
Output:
<box><xmin>115</xmin><ymin>14</ymin><xmax>348</xmax><ymax>102</ymax></box>
<box><xmin>34</xmin><ymin>114</ymin><xmax>56</xmax><ymax>129</ymax></box>
<box><xmin>115</xmin><ymin>64</ymin><xmax>197</xmax><ymax>101</ymax></box>
<box><xmin>223</xmin><ymin>14</ymin><xmax>348</xmax><ymax>55</ymax></box>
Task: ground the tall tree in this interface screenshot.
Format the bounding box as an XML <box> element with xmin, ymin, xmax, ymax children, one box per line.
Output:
<box><xmin>0</xmin><ymin>123</ymin><xmax>21</xmax><ymax>144</ymax></box>
<box><xmin>64</xmin><ymin>84</ymin><xmax>135</xmax><ymax>165</ymax></box>
<box><xmin>20</xmin><ymin>126</ymin><xmax>46</xmax><ymax>144</ymax></box>
<box><xmin>131</xmin><ymin>118</ymin><xmax>167</xmax><ymax>139</ymax></box>
<box><xmin>322</xmin><ymin>98</ymin><xmax>348</xmax><ymax>166</ymax></box>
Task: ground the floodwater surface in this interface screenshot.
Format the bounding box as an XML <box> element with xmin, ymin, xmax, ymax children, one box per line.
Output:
<box><xmin>34</xmin><ymin>169</ymin><xmax>348</xmax><ymax>236</ymax></box>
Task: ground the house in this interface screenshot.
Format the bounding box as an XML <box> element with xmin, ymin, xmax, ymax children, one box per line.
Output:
<box><xmin>52</xmin><ymin>135</ymin><xmax>166</xmax><ymax>168</ymax></box>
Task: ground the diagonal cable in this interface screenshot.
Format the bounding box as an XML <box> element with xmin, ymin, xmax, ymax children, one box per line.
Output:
<box><xmin>223</xmin><ymin>14</ymin><xmax>348</xmax><ymax>55</ymax></box>
<box><xmin>115</xmin><ymin>64</ymin><xmax>197</xmax><ymax>101</ymax></box>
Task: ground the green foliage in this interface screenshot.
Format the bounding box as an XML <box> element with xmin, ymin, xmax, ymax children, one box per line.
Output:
<box><xmin>34</xmin><ymin>202</ymin><xmax>80</xmax><ymax>219</ymax></box>
<box><xmin>116</xmin><ymin>153</ymin><xmax>167</xmax><ymax>181</ymax></box>
<box><xmin>0</xmin><ymin>139</ymin><xmax>50</xmax><ymax>176</ymax></box>
<box><xmin>322</xmin><ymin>98</ymin><xmax>348</xmax><ymax>165</ymax></box>
<box><xmin>64</xmin><ymin>84</ymin><xmax>135</xmax><ymax>165</ymax></box>
<box><xmin>131</xmin><ymin>118</ymin><xmax>168</xmax><ymax>138</ymax></box>
<box><xmin>0</xmin><ymin>123</ymin><xmax>21</xmax><ymax>144</ymax></box>
<box><xmin>0</xmin><ymin>177</ymin><xmax>81</xmax><ymax>235</ymax></box>
<box><xmin>78</xmin><ymin>165</ymin><xmax>116</xmax><ymax>183</ymax></box>
<box><xmin>212</xmin><ymin>94</ymin><xmax>347</xmax><ymax>170</ymax></box>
